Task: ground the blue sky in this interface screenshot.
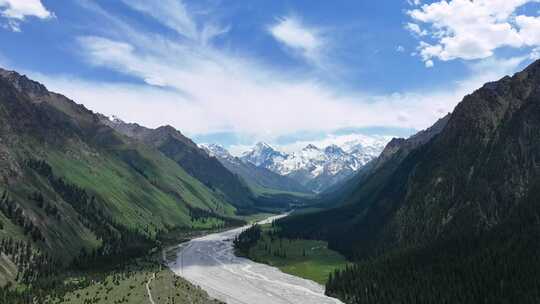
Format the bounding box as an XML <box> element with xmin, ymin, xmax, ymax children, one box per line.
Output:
<box><xmin>1</xmin><ymin>0</ymin><xmax>540</xmax><ymax>152</ymax></box>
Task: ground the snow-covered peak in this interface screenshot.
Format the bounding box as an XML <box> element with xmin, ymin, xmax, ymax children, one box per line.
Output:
<box><xmin>200</xmin><ymin>143</ymin><xmax>233</xmax><ymax>161</ymax></box>
<box><xmin>255</xmin><ymin>142</ymin><xmax>273</xmax><ymax>149</ymax></box>
<box><xmin>303</xmin><ymin>144</ymin><xmax>320</xmax><ymax>151</ymax></box>
<box><xmin>324</xmin><ymin>144</ymin><xmax>346</xmax><ymax>156</ymax></box>
<box><xmin>241</xmin><ymin>142</ymin><xmax>288</xmax><ymax>168</ymax></box>
<box><xmin>341</xmin><ymin>135</ymin><xmax>391</xmax><ymax>155</ymax></box>
<box><xmin>202</xmin><ymin>134</ymin><xmax>392</xmax><ymax>192</ymax></box>
<box><xmin>296</xmin><ymin>145</ymin><xmax>325</xmax><ymax>161</ymax></box>
<box><xmin>226</xmin><ymin>134</ymin><xmax>393</xmax><ymax>193</ymax></box>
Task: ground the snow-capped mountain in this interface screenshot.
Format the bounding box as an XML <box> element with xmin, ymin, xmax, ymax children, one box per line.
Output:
<box><xmin>336</xmin><ymin>135</ymin><xmax>390</xmax><ymax>161</ymax></box>
<box><xmin>241</xmin><ymin>142</ymin><xmax>288</xmax><ymax>169</ymax></box>
<box><xmin>239</xmin><ymin>136</ymin><xmax>391</xmax><ymax>193</ymax></box>
<box><xmin>275</xmin><ymin>144</ymin><xmax>356</xmax><ymax>177</ymax></box>
<box><xmin>202</xmin><ymin>143</ymin><xmax>236</xmax><ymax>162</ymax></box>
<box><xmin>200</xmin><ymin>143</ymin><xmax>312</xmax><ymax>194</ymax></box>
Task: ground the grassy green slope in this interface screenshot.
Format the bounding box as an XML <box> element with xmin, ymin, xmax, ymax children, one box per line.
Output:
<box><xmin>0</xmin><ymin>69</ymin><xmax>242</xmax><ymax>277</ymax></box>
<box><xmin>0</xmin><ymin>128</ymin><xmax>240</xmax><ymax>268</ymax></box>
<box><xmin>45</xmin><ymin>144</ymin><xmax>236</xmax><ymax>231</ymax></box>
<box><xmin>41</xmin><ymin>254</ymin><xmax>223</xmax><ymax>304</ymax></box>
<box><xmin>248</xmin><ymin>181</ymin><xmax>314</xmax><ymax>198</ymax></box>
<box><xmin>104</xmin><ymin>121</ymin><xmax>258</xmax><ymax>209</ymax></box>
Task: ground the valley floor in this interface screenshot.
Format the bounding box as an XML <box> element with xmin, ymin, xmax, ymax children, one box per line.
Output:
<box><xmin>41</xmin><ymin>254</ymin><xmax>222</xmax><ymax>304</ymax></box>
<box><xmin>239</xmin><ymin>224</ymin><xmax>348</xmax><ymax>285</ymax></box>
<box><xmin>168</xmin><ymin>215</ymin><xmax>344</xmax><ymax>304</ymax></box>
<box><xmin>0</xmin><ymin>220</ymin><xmax>246</xmax><ymax>303</ymax></box>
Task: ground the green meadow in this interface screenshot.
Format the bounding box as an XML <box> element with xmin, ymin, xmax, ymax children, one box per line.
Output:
<box><xmin>243</xmin><ymin>225</ymin><xmax>349</xmax><ymax>285</ymax></box>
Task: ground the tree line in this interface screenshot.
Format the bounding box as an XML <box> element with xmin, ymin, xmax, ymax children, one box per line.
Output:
<box><xmin>0</xmin><ymin>158</ymin><xmax>249</xmax><ymax>303</ymax></box>
<box><xmin>188</xmin><ymin>205</ymin><xmax>245</xmax><ymax>228</ymax></box>
<box><xmin>325</xmin><ymin>230</ymin><xmax>540</xmax><ymax>304</ymax></box>
<box><xmin>233</xmin><ymin>224</ymin><xmax>261</xmax><ymax>256</ymax></box>
<box><xmin>274</xmin><ymin>180</ymin><xmax>540</xmax><ymax>304</ymax></box>
<box><xmin>25</xmin><ymin>159</ymin><xmax>156</xmax><ymax>269</ymax></box>
<box><xmin>0</xmin><ymin>190</ymin><xmax>44</xmax><ymax>242</ymax></box>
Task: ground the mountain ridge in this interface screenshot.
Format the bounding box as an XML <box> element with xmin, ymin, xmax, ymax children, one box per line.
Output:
<box><xmin>101</xmin><ymin>116</ymin><xmax>256</xmax><ymax>209</ymax></box>
<box><xmin>240</xmin><ymin>137</ymin><xmax>389</xmax><ymax>192</ymax></box>
<box><xmin>201</xmin><ymin>143</ymin><xmax>312</xmax><ymax>195</ymax></box>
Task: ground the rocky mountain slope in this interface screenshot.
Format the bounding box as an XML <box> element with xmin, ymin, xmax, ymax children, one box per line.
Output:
<box><xmin>0</xmin><ymin>67</ymin><xmax>243</xmax><ymax>272</ymax></box>
<box><xmin>276</xmin><ymin>59</ymin><xmax>540</xmax><ymax>303</ymax></box>
<box><xmin>240</xmin><ymin>138</ymin><xmax>388</xmax><ymax>193</ymax></box>
<box><xmin>201</xmin><ymin>144</ymin><xmax>311</xmax><ymax>195</ymax></box>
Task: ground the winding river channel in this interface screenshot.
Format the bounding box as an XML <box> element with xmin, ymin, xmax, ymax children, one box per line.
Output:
<box><xmin>167</xmin><ymin>215</ymin><xmax>344</xmax><ymax>304</ymax></box>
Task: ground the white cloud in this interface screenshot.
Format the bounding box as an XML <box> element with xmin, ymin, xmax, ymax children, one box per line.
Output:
<box><xmin>531</xmin><ymin>47</ymin><xmax>540</xmax><ymax>59</ymax></box>
<box><xmin>516</xmin><ymin>15</ymin><xmax>540</xmax><ymax>45</ymax></box>
<box><xmin>120</xmin><ymin>0</ymin><xmax>197</xmax><ymax>39</ymax></box>
<box><xmin>268</xmin><ymin>16</ymin><xmax>324</xmax><ymax>64</ymax></box>
<box><xmin>119</xmin><ymin>0</ymin><xmax>228</xmax><ymax>45</ymax></box>
<box><xmin>396</xmin><ymin>45</ymin><xmax>405</xmax><ymax>52</ymax></box>
<box><xmin>405</xmin><ymin>22</ymin><xmax>427</xmax><ymax>36</ymax></box>
<box><xmin>42</xmin><ymin>49</ymin><xmax>525</xmax><ymax>141</ymax></box>
<box><xmin>407</xmin><ymin>0</ymin><xmax>540</xmax><ymax>66</ymax></box>
<box><xmin>26</xmin><ymin>2</ymin><xmax>531</xmax><ymax>145</ymax></box>
<box><xmin>0</xmin><ymin>0</ymin><xmax>53</xmax><ymax>31</ymax></box>
<box><xmin>29</xmin><ymin>75</ymin><xmax>217</xmax><ymax>134</ymax></box>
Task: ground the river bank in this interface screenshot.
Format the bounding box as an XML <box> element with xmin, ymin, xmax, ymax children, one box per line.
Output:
<box><xmin>168</xmin><ymin>214</ymin><xmax>344</xmax><ymax>304</ymax></box>
<box><xmin>234</xmin><ymin>223</ymin><xmax>349</xmax><ymax>285</ymax></box>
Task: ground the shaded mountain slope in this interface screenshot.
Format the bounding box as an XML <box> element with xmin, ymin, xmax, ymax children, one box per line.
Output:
<box><xmin>276</xmin><ymin>60</ymin><xmax>540</xmax><ymax>303</ymax></box>
<box><xmin>285</xmin><ymin>114</ymin><xmax>450</xmax><ymax>224</ymax></box>
<box><xmin>278</xmin><ymin>59</ymin><xmax>540</xmax><ymax>258</ymax></box>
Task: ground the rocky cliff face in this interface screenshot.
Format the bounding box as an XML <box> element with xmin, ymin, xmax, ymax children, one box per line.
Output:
<box><xmin>0</xmin><ymin>69</ymin><xmax>49</xmax><ymax>99</ymax></box>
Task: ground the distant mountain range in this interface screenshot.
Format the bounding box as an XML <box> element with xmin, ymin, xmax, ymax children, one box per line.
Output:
<box><xmin>201</xmin><ymin>144</ymin><xmax>311</xmax><ymax>195</ymax></box>
<box><xmin>237</xmin><ymin>137</ymin><xmax>390</xmax><ymax>193</ymax></box>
